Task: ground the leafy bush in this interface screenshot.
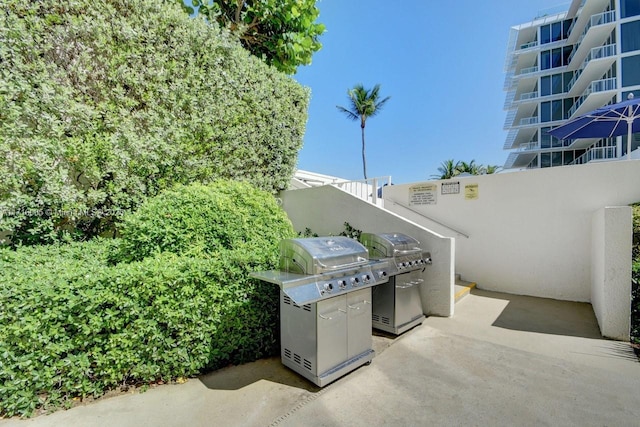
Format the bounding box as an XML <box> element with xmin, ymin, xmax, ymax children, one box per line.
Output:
<box><xmin>0</xmin><ymin>181</ymin><xmax>295</xmax><ymax>417</ymax></box>
<box><xmin>632</xmin><ymin>204</ymin><xmax>639</xmax><ymax>353</ymax></box>
<box><xmin>115</xmin><ymin>181</ymin><xmax>293</xmax><ymax>262</ymax></box>
<box><xmin>0</xmin><ymin>0</ymin><xmax>308</xmax><ymax>246</ymax></box>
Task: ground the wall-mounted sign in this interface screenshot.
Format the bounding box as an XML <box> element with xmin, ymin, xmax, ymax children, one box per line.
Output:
<box><xmin>465</xmin><ymin>184</ymin><xmax>479</xmax><ymax>200</ymax></box>
<box><xmin>441</xmin><ymin>181</ymin><xmax>460</xmax><ymax>195</ymax></box>
<box><xmin>409</xmin><ymin>184</ymin><xmax>437</xmax><ymax>205</ymax></box>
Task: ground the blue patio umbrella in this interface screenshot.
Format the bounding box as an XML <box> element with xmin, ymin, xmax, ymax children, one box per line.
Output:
<box><xmin>548</xmin><ymin>94</ymin><xmax>640</xmax><ymax>160</ymax></box>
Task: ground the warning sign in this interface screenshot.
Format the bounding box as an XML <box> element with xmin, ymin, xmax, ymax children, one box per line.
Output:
<box><xmin>409</xmin><ymin>184</ymin><xmax>437</xmax><ymax>205</ymax></box>
<box><xmin>464</xmin><ymin>184</ymin><xmax>479</xmax><ymax>200</ymax></box>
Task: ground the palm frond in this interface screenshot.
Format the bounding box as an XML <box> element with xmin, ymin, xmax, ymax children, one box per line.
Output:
<box><xmin>336</xmin><ymin>105</ymin><xmax>359</xmax><ymax>121</ymax></box>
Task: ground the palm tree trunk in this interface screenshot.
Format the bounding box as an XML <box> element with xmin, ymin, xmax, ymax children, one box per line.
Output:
<box><xmin>361</xmin><ymin>125</ymin><xmax>367</xmax><ymax>179</ymax></box>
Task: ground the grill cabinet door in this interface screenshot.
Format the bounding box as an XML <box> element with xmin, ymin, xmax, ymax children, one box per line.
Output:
<box><xmin>346</xmin><ymin>288</ymin><xmax>372</xmax><ymax>358</ymax></box>
<box><xmin>316</xmin><ymin>295</ymin><xmax>348</xmax><ymax>375</ymax></box>
<box><xmin>394</xmin><ymin>270</ymin><xmax>423</xmax><ymax>327</ymax></box>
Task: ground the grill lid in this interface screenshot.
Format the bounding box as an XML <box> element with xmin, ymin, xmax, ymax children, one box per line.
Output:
<box><xmin>279</xmin><ymin>237</ymin><xmax>369</xmax><ymax>275</ymax></box>
<box><xmin>359</xmin><ymin>232</ymin><xmax>421</xmax><ymax>258</ymax></box>
<box><xmin>251</xmin><ymin>236</ymin><xmax>390</xmax><ymax>305</ymax></box>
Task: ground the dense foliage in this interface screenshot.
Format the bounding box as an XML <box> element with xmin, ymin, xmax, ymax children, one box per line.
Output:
<box><xmin>431</xmin><ymin>159</ymin><xmax>501</xmax><ymax>180</ymax></box>
<box><xmin>184</xmin><ymin>0</ymin><xmax>325</xmax><ymax>74</ymax></box>
<box><xmin>631</xmin><ymin>203</ymin><xmax>639</xmax><ymax>354</ymax></box>
<box><xmin>0</xmin><ymin>181</ymin><xmax>295</xmax><ymax>417</ymax></box>
<box><xmin>0</xmin><ymin>0</ymin><xmax>308</xmax><ymax>246</ymax></box>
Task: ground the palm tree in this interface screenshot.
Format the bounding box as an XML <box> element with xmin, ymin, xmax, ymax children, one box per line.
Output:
<box><xmin>483</xmin><ymin>164</ymin><xmax>502</xmax><ymax>174</ymax></box>
<box><xmin>431</xmin><ymin>159</ymin><xmax>460</xmax><ymax>179</ymax></box>
<box><xmin>431</xmin><ymin>160</ymin><xmax>502</xmax><ymax>179</ymax></box>
<box><xmin>456</xmin><ymin>160</ymin><xmax>481</xmax><ymax>175</ymax></box>
<box><xmin>336</xmin><ymin>84</ymin><xmax>390</xmax><ymax>179</ymax></box>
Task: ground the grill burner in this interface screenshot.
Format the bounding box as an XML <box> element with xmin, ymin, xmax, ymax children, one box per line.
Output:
<box><xmin>359</xmin><ymin>232</ymin><xmax>432</xmax><ymax>335</ymax></box>
<box><xmin>251</xmin><ymin>236</ymin><xmax>390</xmax><ymax>387</ymax></box>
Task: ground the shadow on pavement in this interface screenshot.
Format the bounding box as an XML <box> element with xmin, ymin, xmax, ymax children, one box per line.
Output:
<box><xmin>472</xmin><ymin>288</ymin><xmax>603</xmax><ymax>339</ymax></box>
<box><xmin>198</xmin><ymin>356</ymin><xmax>321</xmax><ymax>392</ymax></box>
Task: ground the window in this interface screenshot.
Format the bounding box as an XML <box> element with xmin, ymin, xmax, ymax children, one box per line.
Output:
<box><xmin>552</xmin><ymin>152</ymin><xmax>563</xmax><ymax>166</ymax></box>
<box><xmin>541</xmin><ymin>24</ymin><xmax>551</xmax><ymax>44</ymax></box>
<box><xmin>541</xmin><ymin>102</ymin><xmax>551</xmax><ymax>123</ymax></box>
<box><xmin>552</xmin><ymin>48</ymin><xmax>562</xmax><ymax>68</ymax></box>
<box><xmin>621</xmin><ymin>20</ymin><xmax>640</xmax><ymax>53</ymax></box>
<box><xmin>552</xmin><ymin>74</ymin><xmax>563</xmax><ymax>94</ymax></box>
<box><xmin>563</xmin><ymin>46</ymin><xmax>573</xmax><ymax>65</ymax></box>
<box><xmin>552</xmin><ymin>100</ymin><xmax>563</xmax><ymax>121</ymax></box>
<box><xmin>563</xmin><ymin>151</ymin><xmax>574</xmax><ymax>165</ymax></box>
<box><xmin>541</xmin><ymin>46</ymin><xmax>573</xmax><ymax>70</ymax></box>
<box><xmin>622</xmin><ymin>55</ymin><xmax>640</xmax><ymax>87</ymax></box>
<box><xmin>541</xmin><ymin>127</ymin><xmax>551</xmax><ymax>149</ymax></box>
<box><xmin>541</xmin><ymin>152</ymin><xmax>551</xmax><ymax>168</ymax></box>
<box><xmin>562</xmin><ymin>19</ymin><xmax>573</xmax><ymax>39</ymax></box>
<box><xmin>563</xmin><ymin>71</ymin><xmax>573</xmax><ymax>92</ymax></box>
<box><xmin>541</xmin><ymin>76</ymin><xmax>551</xmax><ymax>96</ymax></box>
<box><xmin>541</xmin><ymin>99</ymin><xmax>574</xmax><ymax>123</ymax></box>
<box><xmin>551</xmin><ymin>22</ymin><xmax>562</xmax><ymax>42</ymax></box>
<box><xmin>541</xmin><ymin>50</ymin><xmax>551</xmax><ymax>70</ymax></box>
<box><xmin>540</xmin><ymin>19</ymin><xmax>573</xmax><ymax>44</ymax></box>
<box><xmin>622</xmin><ymin>0</ymin><xmax>640</xmax><ymax>18</ymax></box>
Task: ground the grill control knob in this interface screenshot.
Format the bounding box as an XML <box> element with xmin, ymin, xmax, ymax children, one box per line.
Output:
<box><xmin>338</xmin><ymin>280</ymin><xmax>346</xmax><ymax>289</ymax></box>
<box><xmin>324</xmin><ymin>283</ymin><xmax>333</xmax><ymax>291</ymax></box>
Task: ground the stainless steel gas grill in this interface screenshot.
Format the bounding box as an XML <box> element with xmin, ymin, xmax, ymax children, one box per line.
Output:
<box><xmin>251</xmin><ymin>237</ymin><xmax>390</xmax><ymax>387</ymax></box>
<box><xmin>359</xmin><ymin>232</ymin><xmax>432</xmax><ymax>335</ymax></box>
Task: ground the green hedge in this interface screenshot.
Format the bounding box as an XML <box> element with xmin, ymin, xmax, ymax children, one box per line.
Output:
<box><xmin>632</xmin><ymin>204</ymin><xmax>639</xmax><ymax>351</ymax></box>
<box><xmin>0</xmin><ymin>181</ymin><xmax>295</xmax><ymax>417</ymax></box>
<box><xmin>0</xmin><ymin>0</ymin><xmax>308</xmax><ymax>245</ymax></box>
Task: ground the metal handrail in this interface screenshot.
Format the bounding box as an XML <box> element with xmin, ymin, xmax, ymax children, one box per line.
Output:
<box><xmin>388</xmin><ymin>199</ymin><xmax>470</xmax><ymax>239</ymax></box>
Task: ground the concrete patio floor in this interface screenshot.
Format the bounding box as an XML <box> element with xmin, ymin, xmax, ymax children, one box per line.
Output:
<box><xmin>2</xmin><ymin>288</ymin><xmax>639</xmax><ymax>427</ymax></box>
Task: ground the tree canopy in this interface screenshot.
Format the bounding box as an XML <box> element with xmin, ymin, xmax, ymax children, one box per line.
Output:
<box><xmin>183</xmin><ymin>0</ymin><xmax>326</xmax><ymax>74</ymax></box>
<box><xmin>0</xmin><ymin>0</ymin><xmax>309</xmax><ymax>245</ymax></box>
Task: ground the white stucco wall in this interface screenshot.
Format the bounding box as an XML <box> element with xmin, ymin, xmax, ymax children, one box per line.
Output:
<box><xmin>383</xmin><ymin>160</ymin><xmax>640</xmax><ymax>302</ymax></box>
<box><xmin>591</xmin><ymin>207</ymin><xmax>632</xmax><ymax>340</ymax></box>
<box><xmin>279</xmin><ymin>185</ymin><xmax>455</xmax><ymax>317</ymax></box>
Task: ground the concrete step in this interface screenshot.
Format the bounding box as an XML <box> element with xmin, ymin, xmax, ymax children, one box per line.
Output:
<box><xmin>454</xmin><ymin>277</ymin><xmax>476</xmax><ymax>303</ymax></box>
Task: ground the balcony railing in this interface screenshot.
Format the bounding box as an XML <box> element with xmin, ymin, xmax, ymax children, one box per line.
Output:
<box><xmin>519</xmin><ymin>117</ymin><xmax>539</xmax><ymax>126</ymax></box>
<box><xmin>518</xmin><ymin>141</ymin><xmax>540</xmax><ymax>151</ymax></box>
<box><xmin>520</xmin><ymin>91</ymin><xmax>539</xmax><ymax>101</ymax></box>
<box><xmin>520</xmin><ymin>41</ymin><xmax>538</xmax><ymax>50</ymax></box>
<box><xmin>572</xmin><ymin>146</ymin><xmax>617</xmax><ymax>165</ymax></box>
<box><xmin>332</xmin><ymin>176</ymin><xmax>392</xmax><ymax>207</ymax></box>
<box><xmin>567</xmin><ymin>77</ymin><xmax>617</xmax><ymax>117</ymax></box>
<box><xmin>519</xmin><ymin>66</ymin><xmax>539</xmax><ymax>75</ymax></box>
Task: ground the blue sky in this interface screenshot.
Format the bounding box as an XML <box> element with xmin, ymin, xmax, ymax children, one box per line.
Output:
<box><xmin>292</xmin><ymin>0</ymin><xmax>571</xmax><ymax>183</ymax></box>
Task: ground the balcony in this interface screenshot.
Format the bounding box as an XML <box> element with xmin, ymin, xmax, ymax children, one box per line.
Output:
<box><xmin>567</xmin><ymin>43</ymin><xmax>616</xmax><ymax>95</ymax></box>
<box><xmin>520</xmin><ymin>65</ymin><xmax>539</xmax><ymax>75</ymax></box>
<box><xmin>518</xmin><ymin>141</ymin><xmax>540</xmax><ymax>151</ymax></box>
<box><xmin>519</xmin><ymin>40</ymin><xmax>539</xmax><ymax>50</ymax></box>
<box><xmin>520</xmin><ymin>91</ymin><xmax>539</xmax><ymax>101</ymax></box>
<box><xmin>519</xmin><ymin>116</ymin><xmax>539</xmax><ymax>126</ymax></box>
<box><xmin>567</xmin><ymin>10</ymin><xmax>616</xmax><ymax>70</ymax></box>
<box><xmin>572</xmin><ymin>146</ymin><xmax>617</xmax><ymax>165</ymax></box>
<box><xmin>567</xmin><ymin>77</ymin><xmax>616</xmax><ymax>118</ymax></box>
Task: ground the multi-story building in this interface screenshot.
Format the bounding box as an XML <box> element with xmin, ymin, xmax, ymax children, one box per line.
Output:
<box><xmin>503</xmin><ymin>0</ymin><xmax>640</xmax><ymax>169</ymax></box>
